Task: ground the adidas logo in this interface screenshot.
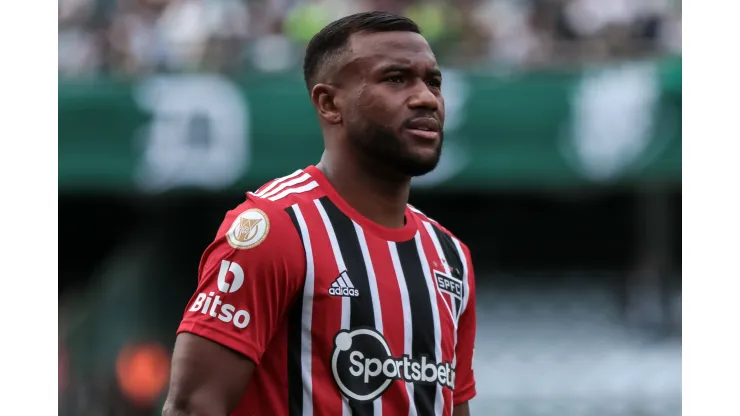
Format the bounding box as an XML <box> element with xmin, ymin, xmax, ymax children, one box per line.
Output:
<box><xmin>329</xmin><ymin>271</ymin><xmax>359</xmax><ymax>298</ymax></box>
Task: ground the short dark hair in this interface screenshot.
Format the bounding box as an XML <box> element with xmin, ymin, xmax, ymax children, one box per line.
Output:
<box><xmin>303</xmin><ymin>11</ymin><xmax>421</xmax><ymax>91</ymax></box>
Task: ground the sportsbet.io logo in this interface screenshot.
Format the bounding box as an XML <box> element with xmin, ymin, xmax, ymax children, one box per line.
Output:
<box><xmin>331</xmin><ymin>328</ymin><xmax>455</xmax><ymax>402</ymax></box>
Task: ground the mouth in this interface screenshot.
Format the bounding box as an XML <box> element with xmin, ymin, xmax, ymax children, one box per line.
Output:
<box><xmin>404</xmin><ymin>118</ymin><xmax>441</xmax><ymax>141</ymax></box>
<box><xmin>405</xmin><ymin>128</ymin><xmax>440</xmax><ymax>140</ymax></box>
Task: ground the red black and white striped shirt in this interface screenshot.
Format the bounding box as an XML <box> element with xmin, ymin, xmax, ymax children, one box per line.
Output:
<box><xmin>178</xmin><ymin>165</ymin><xmax>477</xmax><ymax>416</ymax></box>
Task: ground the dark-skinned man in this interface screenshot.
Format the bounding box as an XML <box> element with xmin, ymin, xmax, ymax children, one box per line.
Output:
<box><xmin>163</xmin><ymin>11</ymin><xmax>477</xmax><ymax>416</ymax></box>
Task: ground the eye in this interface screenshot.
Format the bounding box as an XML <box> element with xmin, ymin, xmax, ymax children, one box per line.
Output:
<box><xmin>385</xmin><ymin>75</ymin><xmax>405</xmax><ymax>84</ymax></box>
<box><xmin>427</xmin><ymin>78</ymin><xmax>442</xmax><ymax>89</ymax></box>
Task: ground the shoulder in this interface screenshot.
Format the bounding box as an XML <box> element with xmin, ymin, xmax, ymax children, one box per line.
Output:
<box><xmin>408</xmin><ymin>204</ymin><xmax>466</xmax><ymax>244</ymax></box>
<box><xmin>214</xmin><ymin>168</ymin><xmax>327</xmax><ymax>251</ymax></box>
<box><xmin>218</xmin><ymin>169</ymin><xmax>323</xmax><ymax>236</ymax></box>
<box><xmin>409</xmin><ymin>203</ymin><xmax>473</xmax><ymax>259</ymax></box>
<box><xmin>203</xmin><ymin>192</ymin><xmax>307</xmax><ymax>279</ymax></box>
<box><xmin>247</xmin><ymin>169</ymin><xmax>323</xmax><ymax>209</ymax></box>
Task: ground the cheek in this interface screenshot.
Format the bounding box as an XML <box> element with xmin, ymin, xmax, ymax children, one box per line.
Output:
<box><xmin>359</xmin><ymin>89</ymin><xmax>400</xmax><ymax>121</ymax></box>
<box><xmin>359</xmin><ymin>92</ymin><xmax>384</xmax><ymax>113</ymax></box>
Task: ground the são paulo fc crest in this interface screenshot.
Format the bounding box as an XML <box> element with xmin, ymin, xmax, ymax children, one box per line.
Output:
<box><xmin>331</xmin><ymin>328</ymin><xmax>455</xmax><ymax>403</ymax></box>
<box><xmin>434</xmin><ymin>269</ymin><xmax>465</xmax><ymax>323</ymax></box>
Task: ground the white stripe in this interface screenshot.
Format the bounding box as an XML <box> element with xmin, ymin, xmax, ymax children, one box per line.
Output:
<box><xmin>340</xmin><ymin>272</ymin><xmax>354</xmax><ymax>289</ymax></box>
<box><xmin>260</xmin><ymin>172</ymin><xmax>311</xmax><ymax>199</ymax></box>
<box><xmin>423</xmin><ymin>222</ymin><xmax>459</xmax><ymax>329</ymax></box>
<box><xmin>452</xmin><ymin>238</ymin><xmax>471</xmax><ymax>317</ymax></box>
<box><xmin>254</xmin><ymin>169</ymin><xmax>303</xmax><ymax>196</ymax></box>
<box><xmin>336</xmin><ymin>275</ymin><xmax>347</xmax><ymax>288</ymax></box>
<box><xmin>424</xmin><ymin>222</ymin><xmax>459</xmax><ymax>416</ymax></box>
<box><xmin>451</xmin><ymin>239</ymin><xmax>470</xmax><ymax>416</ymax></box>
<box><xmin>314</xmin><ymin>199</ymin><xmax>352</xmax><ymax>416</ymax></box>
<box><xmin>388</xmin><ymin>242</ymin><xmax>418</xmax><ymax>416</ymax></box>
<box><xmin>332</xmin><ymin>281</ymin><xmax>340</xmax><ymax>288</ymax></box>
<box><xmin>413</xmin><ymin>233</ymin><xmax>445</xmax><ymax>416</ymax></box>
<box><xmin>268</xmin><ymin>181</ymin><xmax>319</xmax><ymax>201</ymax></box>
<box><xmin>291</xmin><ymin>204</ymin><xmax>315</xmax><ymax>416</ymax></box>
<box><xmin>353</xmin><ymin>222</ymin><xmax>384</xmax><ymax>416</ymax></box>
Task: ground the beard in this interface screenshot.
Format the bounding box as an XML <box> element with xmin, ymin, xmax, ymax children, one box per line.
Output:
<box><xmin>346</xmin><ymin>118</ymin><xmax>443</xmax><ymax>177</ymax></box>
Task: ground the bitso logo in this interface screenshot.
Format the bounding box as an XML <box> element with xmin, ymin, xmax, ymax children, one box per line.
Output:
<box><xmin>331</xmin><ymin>328</ymin><xmax>455</xmax><ymax>403</ymax></box>
<box><xmin>226</xmin><ymin>208</ymin><xmax>269</xmax><ymax>249</ymax></box>
<box><xmin>188</xmin><ymin>260</ymin><xmax>250</xmax><ymax>328</ymax></box>
<box><xmin>217</xmin><ymin>260</ymin><xmax>244</xmax><ymax>293</ymax></box>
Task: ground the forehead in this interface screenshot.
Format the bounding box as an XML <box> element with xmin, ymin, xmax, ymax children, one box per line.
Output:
<box><xmin>346</xmin><ymin>31</ymin><xmax>437</xmax><ymax>71</ymax></box>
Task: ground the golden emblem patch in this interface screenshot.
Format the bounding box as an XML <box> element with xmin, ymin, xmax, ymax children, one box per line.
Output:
<box><xmin>226</xmin><ymin>208</ymin><xmax>270</xmax><ymax>249</ymax></box>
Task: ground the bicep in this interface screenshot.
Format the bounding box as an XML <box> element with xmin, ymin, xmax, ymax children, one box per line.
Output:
<box><xmin>164</xmin><ymin>332</ymin><xmax>255</xmax><ymax>416</ymax></box>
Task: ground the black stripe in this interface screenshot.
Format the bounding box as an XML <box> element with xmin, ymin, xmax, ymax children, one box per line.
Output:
<box><xmin>285</xmin><ymin>206</ymin><xmax>304</xmax><ymax>416</ymax></box>
<box><xmin>396</xmin><ymin>238</ymin><xmax>437</xmax><ymax>415</ymax></box>
<box><xmin>432</xmin><ymin>225</ymin><xmax>466</xmax><ymax>319</ymax></box>
<box><xmin>320</xmin><ymin>197</ymin><xmax>375</xmax><ymax>416</ymax></box>
<box><xmin>431</xmin><ymin>226</ymin><xmax>463</xmax><ymax>276</ymax></box>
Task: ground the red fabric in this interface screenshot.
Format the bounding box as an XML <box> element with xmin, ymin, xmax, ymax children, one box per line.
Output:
<box><xmin>176</xmin><ymin>166</ymin><xmax>477</xmax><ymax>415</ymax></box>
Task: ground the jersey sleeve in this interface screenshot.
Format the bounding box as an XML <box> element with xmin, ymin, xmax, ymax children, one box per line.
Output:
<box><xmin>177</xmin><ymin>197</ymin><xmax>306</xmax><ymax>366</ymax></box>
<box><xmin>453</xmin><ymin>243</ymin><xmax>477</xmax><ymax>405</ymax></box>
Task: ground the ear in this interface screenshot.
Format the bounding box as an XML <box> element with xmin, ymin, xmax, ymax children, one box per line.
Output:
<box><xmin>311</xmin><ymin>83</ymin><xmax>343</xmax><ymax>125</ymax></box>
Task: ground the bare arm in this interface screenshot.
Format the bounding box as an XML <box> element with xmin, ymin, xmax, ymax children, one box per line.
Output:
<box><xmin>162</xmin><ymin>333</ymin><xmax>256</xmax><ymax>416</ymax></box>
<box><xmin>453</xmin><ymin>401</ymin><xmax>471</xmax><ymax>416</ymax></box>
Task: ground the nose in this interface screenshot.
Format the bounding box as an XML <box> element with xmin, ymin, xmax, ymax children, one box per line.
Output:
<box><xmin>407</xmin><ymin>82</ymin><xmax>439</xmax><ymax>112</ymax></box>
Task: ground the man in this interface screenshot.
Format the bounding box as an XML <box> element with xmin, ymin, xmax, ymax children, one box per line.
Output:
<box><xmin>163</xmin><ymin>11</ymin><xmax>477</xmax><ymax>416</ymax></box>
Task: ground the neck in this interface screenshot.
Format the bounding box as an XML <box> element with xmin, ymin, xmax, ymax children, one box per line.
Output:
<box><xmin>316</xmin><ymin>152</ymin><xmax>411</xmax><ymax>229</ymax></box>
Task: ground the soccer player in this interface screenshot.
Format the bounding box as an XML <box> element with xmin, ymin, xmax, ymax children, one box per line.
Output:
<box><xmin>163</xmin><ymin>11</ymin><xmax>477</xmax><ymax>416</ymax></box>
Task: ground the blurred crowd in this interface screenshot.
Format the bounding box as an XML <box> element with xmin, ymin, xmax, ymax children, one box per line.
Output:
<box><xmin>59</xmin><ymin>0</ymin><xmax>682</xmax><ymax>77</ymax></box>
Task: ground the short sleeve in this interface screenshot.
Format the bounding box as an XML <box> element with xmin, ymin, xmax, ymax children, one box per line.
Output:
<box><xmin>453</xmin><ymin>243</ymin><xmax>477</xmax><ymax>405</ymax></box>
<box><xmin>177</xmin><ymin>197</ymin><xmax>306</xmax><ymax>365</ymax></box>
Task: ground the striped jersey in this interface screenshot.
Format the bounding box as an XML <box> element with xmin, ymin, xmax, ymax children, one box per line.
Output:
<box><xmin>177</xmin><ymin>165</ymin><xmax>477</xmax><ymax>416</ymax></box>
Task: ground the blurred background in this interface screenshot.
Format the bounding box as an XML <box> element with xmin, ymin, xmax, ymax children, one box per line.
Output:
<box><xmin>58</xmin><ymin>0</ymin><xmax>681</xmax><ymax>415</ymax></box>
